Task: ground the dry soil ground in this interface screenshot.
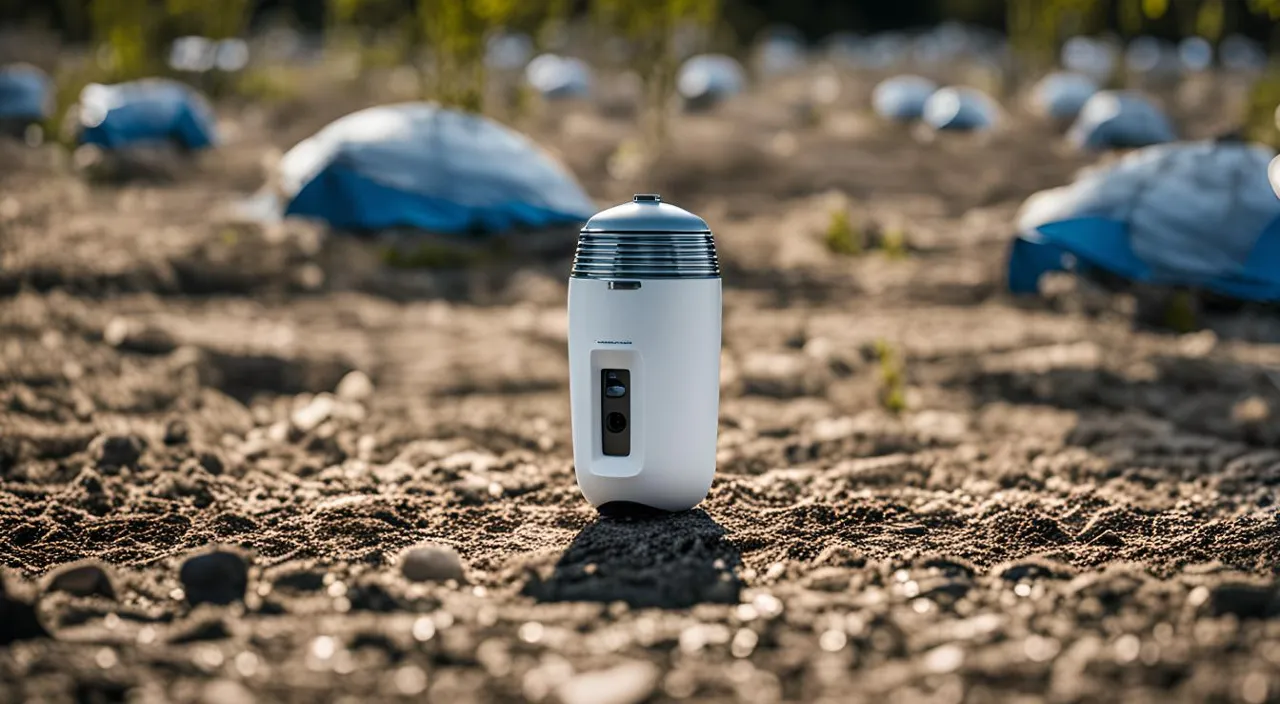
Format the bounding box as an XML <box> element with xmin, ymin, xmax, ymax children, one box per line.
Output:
<box><xmin>2</xmin><ymin>63</ymin><xmax>1280</xmax><ymax>704</ymax></box>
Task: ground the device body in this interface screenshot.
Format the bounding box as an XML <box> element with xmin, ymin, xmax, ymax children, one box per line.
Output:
<box><xmin>567</xmin><ymin>195</ymin><xmax>722</xmax><ymax>512</ymax></box>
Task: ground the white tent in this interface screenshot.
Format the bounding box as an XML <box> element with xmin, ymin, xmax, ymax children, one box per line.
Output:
<box><xmin>1019</xmin><ymin>140</ymin><xmax>1280</xmax><ymax>279</ymax></box>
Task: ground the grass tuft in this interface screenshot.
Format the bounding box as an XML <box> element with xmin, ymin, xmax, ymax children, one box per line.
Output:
<box><xmin>874</xmin><ymin>339</ymin><xmax>907</xmax><ymax>415</ymax></box>
<box><xmin>824</xmin><ymin>207</ymin><xmax>862</xmax><ymax>256</ymax></box>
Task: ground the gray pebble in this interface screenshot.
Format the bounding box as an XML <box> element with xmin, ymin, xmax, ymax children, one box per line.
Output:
<box><xmin>180</xmin><ymin>549</ymin><xmax>249</xmax><ymax>606</ymax></box>
<box><xmin>91</xmin><ymin>434</ymin><xmax>146</xmax><ymax>471</ymax></box>
<box><xmin>163</xmin><ymin>419</ymin><xmax>190</xmax><ymax>445</ymax></box>
<box><xmin>400</xmin><ymin>544</ymin><xmax>466</xmax><ymax>584</ymax></box>
<box><xmin>45</xmin><ymin>561</ymin><xmax>115</xmax><ymax>599</ymax></box>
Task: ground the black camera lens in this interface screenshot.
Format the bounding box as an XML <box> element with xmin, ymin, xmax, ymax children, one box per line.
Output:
<box><xmin>605</xmin><ymin>412</ymin><xmax>627</xmax><ymax>433</ymax></box>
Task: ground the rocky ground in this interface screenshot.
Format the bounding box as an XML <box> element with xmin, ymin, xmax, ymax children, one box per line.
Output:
<box><xmin>2</xmin><ymin>62</ymin><xmax>1280</xmax><ymax>704</ymax></box>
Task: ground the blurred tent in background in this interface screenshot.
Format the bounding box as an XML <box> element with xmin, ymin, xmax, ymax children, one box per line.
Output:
<box><xmin>1029</xmin><ymin>71</ymin><xmax>1098</xmax><ymax>122</ymax></box>
<box><xmin>1177</xmin><ymin>36</ymin><xmax>1213</xmax><ymax>72</ymax></box>
<box><xmin>871</xmin><ymin>74</ymin><xmax>937</xmax><ymax>123</ymax></box>
<box><xmin>169</xmin><ymin>36</ymin><xmax>251</xmax><ymax>73</ymax></box>
<box><xmin>0</xmin><ymin>63</ymin><xmax>52</xmax><ymax>138</ymax></box>
<box><xmin>677</xmin><ymin>54</ymin><xmax>747</xmax><ymax>112</ymax></box>
<box><xmin>1125</xmin><ymin>35</ymin><xmax>1183</xmax><ymax>81</ymax></box>
<box><xmin>1219</xmin><ymin>34</ymin><xmax>1268</xmax><ymax>73</ymax></box>
<box><xmin>923</xmin><ymin>86</ymin><xmax>999</xmax><ymax>131</ymax></box>
<box><xmin>76</xmin><ymin>78</ymin><xmax>218</xmax><ymax>151</ymax></box>
<box><xmin>524</xmin><ymin>54</ymin><xmax>592</xmax><ymax>101</ymax></box>
<box><xmin>275</xmin><ymin>102</ymin><xmax>596</xmax><ymax>234</ymax></box>
<box><xmin>1010</xmin><ymin>139</ymin><xmax>1280</xmax><ymax>302</ymax></box>
<box><xmin>1061</xmin><ymin>35</ymin><xmax>1119</xmax><ymax>83</ymax></box>
<box><xmin>485</xmin><ymin>32</ymin><xmax>534</xmax><ymax>72</ymax></box>
<box><xmin>751</xmin><ymin>24</ymin><xmax>808</xmax><ymax>78</ymax></box>
<box><xmin>1068</xmin><ymin>90</ymin><xmax>1176</xmax><ymax>151</ymax></box>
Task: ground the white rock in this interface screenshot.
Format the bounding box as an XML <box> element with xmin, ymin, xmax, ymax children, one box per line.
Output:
<box><xmin>291</xmin><ymin>393</ymin><xmax>336</xmax><ymax>433</ymax></box>
<box><xmin>556</xmin><ymin>661</ymin><xmax>659</xmax><ymax>704</ymax></box>
<box><xmin>335</xmin><ymin>370</ymin><xmax>374</xmax><ymax>402</ymax></box>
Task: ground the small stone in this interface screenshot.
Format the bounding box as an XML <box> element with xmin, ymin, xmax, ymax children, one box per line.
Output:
<box><xmin>197</xmin><ymin>452</ymin><xmax>225</xmax><ymax>476</ymax></box>
<box><xmin>103</xmin><ymin>317</ymin><xmax>178</xmax><ymax>355</ymax></box>
<box><xmin>45</xmin><ymin>561</ymin><xmax>115</xmax><ymax>599</ymax></box>
<box><xmin>335</xmin><ymin>371</ymin><xmax>375</xmax><ymax>402</ymax></box>
<box><xmin>180</xmin><ymin>549</ymin><xmax>250</xmax><ymax>606</ymax></box>
<box><xmin>163</xmin><ymin>419</ymin><xmax>190</xmax><ymax>445</ymax></box>
<box><xmin>90</xmin><ymin>434</ymin><xmax>146</xmax><ymax>471</ymax></box>
<box><xmin>556</xmin><ymin>660</ymin><xmax>659</xmax><ymax>704</ymax></box>
<box><xmin>400</xmin><ymin>544</ymin><xmax>467</xmax><ymax>584</ymax></box>
<box><xmin>291</xmin><ymin>395</ymin><xmax>336</xmax><ymax>433</ymax></box>
<box><xmin>1233</xmin><ymin>396</ymin><xmax>1270</xmax><ymax>424</ymax></box>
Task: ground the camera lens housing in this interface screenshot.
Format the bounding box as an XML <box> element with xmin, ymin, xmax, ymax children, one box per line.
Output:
<box><xmin>601</xmin><ymin>368</ymin><xmax>631</xmax><ymax>456</ymax></box>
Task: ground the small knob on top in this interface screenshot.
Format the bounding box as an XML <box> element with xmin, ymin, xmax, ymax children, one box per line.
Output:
<box><xmin>632</xmin><ymin>194</ymin><xmax>662</xmax><ymax>203</ymax></box>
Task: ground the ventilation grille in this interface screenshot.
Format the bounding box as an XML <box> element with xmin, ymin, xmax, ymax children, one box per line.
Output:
<box><xmin>570</xmin><ymin>233</ymin><xmax>720</xmax><ymax>280</ymax></box>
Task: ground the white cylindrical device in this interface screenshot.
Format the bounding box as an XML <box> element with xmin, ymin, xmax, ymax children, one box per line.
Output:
<box><xmin>568</xmin><ymin>194</ymin><xmax>722</xmax><ymax>512</ymax></box>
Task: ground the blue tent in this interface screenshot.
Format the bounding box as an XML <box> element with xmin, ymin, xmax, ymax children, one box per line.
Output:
<box><xmin>1029</xmin><ymin>72</ymin><xmax>1098</xmax><ymax>122</ymax></box>
<box><xmin>1067</xmin><ymin>91</ymin><xmax>1176</xmax><ymax>151</ymax></box>
<box><xmin>922</xmin><ymin>87</ymin><xmax>998</xmax><ymax>132</ymax></box>
<box><xmin>77</xmin><ymin>79</ymin><xmax>217</xmax><ymax>151</ymax></box>
<box><xmin>278</xmin><ymin>102</ymin><xmax>596</xmax><ymax>234</ymax></box>
<box><xmin>1009</xmin><ymin>140</ymin><xmax>1280</xmax><ymax>302</ymax></box>
<box><xmin>525</xmin><ymin>54</ymin><xmax>592</xmax><ymax>100</ymax></box>
<box><xmin>872</xmin><ymin>75</ymin><xmax>938</xmax><ymax>123</ymax></box>
<box><xmin>677</xmin><ymin>54</ymin><xmax>746</xmax><ymax>111</ymax></box>
<box><xmin>1061</xmin><ymin>35</ymin><xmax>1118</xmax><ymax>82</ymax></box>
<box><xmin>754</xmin><ymin>25</ymin><xmax>808</xmax><ymax>78</ymax></box>
<box><xmin>0</xmin><ymin>64</ymin><xmax>52</xmax><ymax>123</ymax></box>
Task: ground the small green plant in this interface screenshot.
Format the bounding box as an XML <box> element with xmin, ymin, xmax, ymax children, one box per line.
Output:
<box><xmin>881</xmin><ymin>226</ymin><xmax>910</xmax><ymax>260</ymax></box>
<box><xmin>89</xmin><ymin>0</ymin><xmax>156</xmax><ymax>81</ymax></box>
<box><xmin>874</xmin><ymin>339</ymin><xmax>907</xmax><ymax>415</ymax></box>
<box><xmin>823</xmin><ymin>208</ymin><xmax>862</xmax><ymax>256</ymax></box>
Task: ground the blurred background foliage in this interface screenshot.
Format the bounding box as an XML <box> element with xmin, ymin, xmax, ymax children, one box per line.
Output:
<box><xmin>9</xmin><ymin>0</ymin><xmax>1280</xmax><ymax>54</ymax></box>
<box><xmin>6</xmin><ymin>0</ymin><xmax>1280</xmax><ymax>133</ymax></box>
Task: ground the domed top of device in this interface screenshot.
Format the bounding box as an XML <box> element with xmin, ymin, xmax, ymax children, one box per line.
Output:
<box><xmin>581</xmin><ymin>194</ymin><xmax>710</xmax><ymax>233</ymax></box>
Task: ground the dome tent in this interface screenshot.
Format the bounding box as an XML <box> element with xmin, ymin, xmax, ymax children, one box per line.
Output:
<box><xmin>1009</xmin><ymin>139</ymin><xmax>1280</xmax><ymax>302</ymax></box>
<box><xmin>278</xmin><ymin>102</ymin><xmax>596</xmax><ymax>234</ymax></box>
<box><xmin>76</xmin><ymin>79</ymin><xmax>217</xmax><ymax>151</ymax></box>
<box><xmin>1029</xmin><ymin>71</ymin><xmax>1098</xmax><ymax>122</ymax></box>
<box><xmin>677</xmin><ymin>54</ymin><xmax>746</xmax><ymax>111</ymax></box>
<box><xmin>524</xmin><ymin>54</ymin><xmax>591</xmax><ymax>100</ymax></box>
<box><xmin>1061</xmin><ymin>35</ymin><xmax>1117</xmax><ymax>82</ymax></box>
<box><xmin>0</xmin><ymin>63</ymin><xmax>52</xmax><ymax>127</ymax></box>
<box><xmin>871</xmin><ymin>75</ymin><xmax>937</xmax><ymax>123</ymax></box>
<box><xmin>753</xmin><ymin>25</ymin><xmax>807</xmax><ymax>78</ymax></box>
<box><xmin>1067</xmin><ymin>91</ymin><xmax>1175</xmax><ymax>151</ymax></box>
<box><xmin>922</xmin><ymin>86</ymin><xmax>998</xmax><ymax>132</ymax></box>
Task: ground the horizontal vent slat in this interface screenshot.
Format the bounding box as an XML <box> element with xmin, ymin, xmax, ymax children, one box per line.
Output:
<box><xmin>571</xmin><ymin>231</ymin><xmax>720</xmax><ymax>280</ymax></box>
